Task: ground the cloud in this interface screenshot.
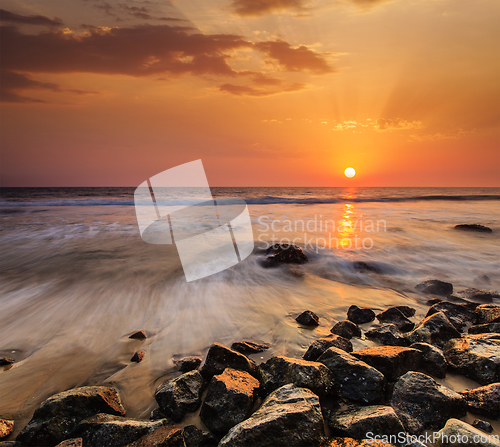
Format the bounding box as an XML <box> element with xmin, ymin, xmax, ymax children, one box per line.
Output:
<box><xmin>229</xmin><ymin>0</ymin><xmax>309</xmax><ymax>17</ymax></box>
<box><xmin>375</xmin><ymin>118</ymin><xmax>423</xmax><ymax>131</ymax></box>
<box><xmin>220</xmin><ymin>82</ymin><xmax>307</xmax><ymax>96</ymax></box>
<box><xmin>409</xmin><ymin>129</ymin><xmax>473</xmax><ymax>142</ymax></box>
<box><xmin>0</xmin><ymin>9</ymin><xmax>64</xmax><ymax>27</ymax></box>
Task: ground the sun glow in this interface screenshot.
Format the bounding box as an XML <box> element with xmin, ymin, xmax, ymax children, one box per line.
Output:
<box><xmin>344</xmin><ymin>167</ymin><xmax>356</xmax><ymax>178</ymax></box>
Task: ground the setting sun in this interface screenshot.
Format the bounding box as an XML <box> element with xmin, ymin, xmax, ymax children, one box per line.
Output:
<box><xmin>344</xmin><ymin>167</ymin><xmax>356</xmax><ymax>178</ymax></box>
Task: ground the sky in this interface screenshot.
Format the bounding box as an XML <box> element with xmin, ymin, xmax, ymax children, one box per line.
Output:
<box><xmin>0</xmin><ymin>0</ymin><xmax>499</xmax><ymax>187</ymax></box>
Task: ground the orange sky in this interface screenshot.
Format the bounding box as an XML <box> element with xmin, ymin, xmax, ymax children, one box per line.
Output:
<box><xmin>1</xmin><ymin>0</ymin><xmax>499</xmax><ymax>186</ymax></box>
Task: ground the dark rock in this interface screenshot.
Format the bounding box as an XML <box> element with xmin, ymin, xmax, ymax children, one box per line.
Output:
<box><xmin>16</xmin><ymin>386</ymin><xmax>126</xmax><ymax>446</ymax></box>
<box><xmin>394</xmin><ymin>305</ymin><xmax>416</xmax><ymax>318</ymax></box>
<box><xmin>149</xmin><ymin>408</ymin><xmax>168</xmax><ymax>421</ymax></box>
<box><xmin>0</xmin><ymin>420</ymin><xmax>13</xmax><ymax>439</ymax></box>
<box><xmin>435</xmin><ymin>419</ymin><xmax>495</xmax><ymax>447</ymax></box>
<box><xmin>199</xmin><ymin>343</ymin><xmax>258</xmax><ymax>379</ymax></box>
<box><xmin>218</xmin><ymin>384</ymin><xmax>324</xmax><ymax>447</ymax></box>
<box><xmin>129</xmin><ymin>330</ymin><xmax>147</xmax><ymax>340</ymax></box>
<box><xmin>330</xmin><ymin>320</ymin><xmax>361</xmax><ymax>339</ymax></box>
<box><xmin>415</xmin><ymin>279</ymin><xmax>453</xmax><ymax>297</ymax></box>
<box><xmin>352</xmin><ymin>346</ymin><xmax>422</xmax><ymax>382</ymax></box>
<box><xmin>318</xmin><ymin>347</ymin><xmax>385</xmax><ymax>403</ymax></box>
<box><xmin>182</xmin><ymin>425</ymin><xmax>218</xmax><ymax>447</ymax></box>
<box><xmin>323</xmin><ymin>438</ymin><xmax>397</xmax><ymax>447</ymax></box>
<box><xmin>303</xmin><ymin>335</ymin><xmax>353</xmax><ymax>361</ymax></box>
<box><xmin>231</xmin><ymin>341</ymin><xmax>270</xmax><ymax>354</ymax></box>
<box><xmin>131</xmin><ymin>351</ymin><xmax>145</xmax><ymax>363</ymax></box>
<box><xmin>352</xmin><ymin>261</ymin><xmax>380</xmax><ymax>274</ymax></box>
<box><xmin>472</xmin><ymin>419</ymin><xmax>493</xmax><ymax>433</ymax></box>
<box><xmin>173</xmin><ymin>357</ymin><xmax>202</xmax><ymax>372</ymax></box>
<box><xmin>71</xmin><ymin>414</ymin><xmax>165</xmax><ymax>447</ymax></box>
<box><xmin>469</xmin><ymin>323</ymin><xmax>500</xmax><ymax>334</ymax></box>
<box><xmin>347</xmin><ymin>305</ymin><xmax>376</xmax><ymax>324</ymax></box>
<box><xmin>0</xmin><ymin>442</ymin><xmax>26</xmax><ymax>447</ymax></box>
<box><xmin>458</xmin><ymin>289</ymin><xmax>500</xmax><ymax>303</ymax></box>
<box><xmin>409</xmin><ymin>343</ymin><xmax>447</xmax><ymax>378</ymax></box>
<box><xmin>405</xmin><ymin>312</ymin><xmax>460</xmax><ymax>348</ymax></box>
<box><xmin>200</xmin><ymin>368</ymin><xmax>259</xmax><ymax>435</ymax></box>
<box><xmin>128</xmin><ymin>425</ymin><xmax>185</xmax><ymax>447</ymax></box>
<box><xmin>454</xmin><ymin>224</ymin><xmax>492</xmax><ymax>233</ymax></box>
<box><xmin>261</xmin><ymin>244</ymin><xmax>308</xmax><ymax>268</ymax></box>
<box><xmin>376</xmin><ymin>308</ymin><xmax>414</xmax><ymax>332</ymax></box>
<box><xmin>427</xmin><ymin>298</ymin><xmax>443</xmax><ymax>305</ymax></box>
<box><xmin>390</xmin><ymin>371</ymin><xmax>467</xmax><ymax>435</ymax></box>
<box><xmin>460</xmin><ymin>383</ymin><xmax>500</xmax><ymax>419</ymax></box>
<box><xmin>259</xmin><ymin>356</ymin><xmax>335</xmax><ymax>397</ymax></box>
<box><xmin>328</xmin><ymin>405</ymin><xmax>405</xmax><ymax>439</ymax></box>
<box><xmin>365</xmin><ymin>324</ymin><xmax>408</xmax><ymax>347</ymax></box>
<box><xmin>476</xmin><ymin>304</ymin><xmax>500</xmax><ymax>324</ymax></box>
<box><xmin>0</xmin><ymin>358</ymin><xmax>14</xmax><ymax>366</ymax></box>
<box><xmin>426</xmin><ymin>301</ymin><xmax>477</xmax><ymax>332</ymax></box>
<box><xmin>295</xmin><ymin>310</ymin><xmax>320</xmax><ymax>327</ymax></box>
<box><xmin>154</xmin><ymin>370</ymin><xmax>205</xmax><ymax>422</ymax></box>
<box><xmin>55</xmin><ymin>439</ymin><xmax>82</xmax><ymax>447</ymax></box>
<box><xmin>443</xmin><ymin>334</ymin><xmax>500</xmax><ymax>385</ymax></box>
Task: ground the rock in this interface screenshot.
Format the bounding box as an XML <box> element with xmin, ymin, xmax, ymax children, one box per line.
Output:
<box><xmin>0</xmin><ymin>420</ymin><xmax>13</xmax><ymax>439</ymax></box>
<box><xmin>173</xmin><ymin>357</ymin><xmax>202</xmax><ymax>372</ymax></box>
<box><xmin>200</xmin><ymin>368</ymin><xmax>259</xmax><ymax>435</ymax></box>
<box><xmin>199</xmin><ymin>343</ymin><xmax>258</xmax><ymax>379</ymax></box>
<box><xmin>347</xmin><ymin>305</ymin><xmax>376</xmax><ymax>324</ymax></box>
<box><xmin>476</xmin><ymin>304</ymin><xmax>500</xmax><ymax>324</ymax></box>
<box><xmin>472</xmin><ymin>420</ymin><xmax>493</xmax><ymax>433</ymax></box>
<box><xmin>394</xmin><ymin>305</ymin><xmax>416</xmax><ymax>318</ymax></box>
<box><xmin>303</xmin><ymin>335</ymin><xmax>353</xmax><ymax>361</ymax></box>
<box><xmin>376</xmin><ymin>308</ymin><xmax>415</xmax><ymax>332</ymax></box>
<box><xmin>470</xmin><ymin>323</ymin><xmax>500</xmax><ymax>335</ymax></box>
<box><xmin>458</xmin><ymin>289</ymin><xmax>500</xmax><ymax>304</ymax></box>
<box><xmin>154</xmin><ymin>370</ymin><xmax>205</xmax><ymax>422</ymax></box>
<box><xmin>323</xmin><ymin>438</ymin><xmax>397</xmax><ymax>447</ymax></box>
<box><xmin>218</xmin><ymin>384</ymin><xmax>324</xmax><ymax>447</ymax></box>
<box><xmin>404</xmin><ymin>442</ymin><xmax>426</xmax><ymax>447</ymax></box>
<box><xmin>55</xmin><ymin>439</ymin><xmax>82</xmax><ymax>447</ymax></box>
<box><xmin>131</xmin><ymin>351</ymin><xmax>145</xmax><ymax>363</ymax></box>
<box><xmin>261</xmin><ymin>244</ymin><xmax>308</xmax><ymax>268</ymax></box>
<box><xmin>352</xmin><ymin>261</ymin><xmax>380</xmax><ymax>273</ymax></box>
<box><xmin>258</xmin><ymin>356</ymin><xmax>335</xmax><ymax>397</ymax></box>
<box><xmin>330</xmin><ymin>320</ymin><xmax>362</xmax><ymax>339</ymax></box>
<box><xmin>454</xmin><ymin>224</ymin><xmax>493</xmax><ymax>233</ymax></box>
<box><xmin>460</xmin><ymin>383</ymin><xmax>500</xmax><ymax>419</ymax></box>
<box><xmin>352</xmin><ymin>346</ymin><xmax>422</xmax><ymax>382</ymax></box>
<box><xmin>0</xmin><ymin>358</ymin><xmax>14</xmax><ymax>366</ymax></box>
<box><xmin>415</xmin><ymin>279</ymin><xmax>453</xmax><ymax>296</ymax></box>
<box><xmin>128</xmin><ymin>425</ymin><xmax>185</xmax><ymax>447</ymax></box>
<box><xmin>182</xmin><ymin>425</ymin><xmax>218</xmax><ymax>447</ymax></box>
<box><xmin>129</xmin><ymin>330</ymin><xmax>147</xmax><ymax>339</ymax></box>
<box><xmin>318</xmin><ymin>347</ymin><xmax>385</xmax><ymax>403</ymax></box>
<box><xmin>231</xmin><ymin>341</ymin><xmax>270</xmax><ymax>354</ymax></box>
<box><xmin>435</xmin><ymin>419</ymin><xmax>497</xmax><ymax>447</ymax></box>
<box><xmin>295</xmin><ymin>310</ymin><xmax>320</xmax><ymax>327</ymax></box>
<box><xmin>426</xmin><ymin>301</ymin><xmax>477</xmax><ymax>332</ymax></box>
<box><xmin>390</xmin><ymin>371</ymin><xmax>467</xmax><ymax>435</ymax></box>
<box><xmin>365</xmin><ymin>324</ymin><xmax>408</xmax><ymax>347</ymax></box>
<box><xmin>0</xmin><ymin>443</ymin><xmax>26</xmax><ymax>447</ymax></box>
<box><xmin>409</xmin><ymin>343</ymin><xmax>447</xmax><ymax>378</ymax></box>
<box><xmin>16</xmin><ymin>386</ymin><xmax>126</xmax><ymax>446</ymax></box>
<box><xmin>405</xmin><ymin>312</ymin><xmax>460</xmax><ymax>348</ymax></box>
<box><xmin>149</xmin><ymin>408</ymin><xmax>168</xmax><ymax>421</ymax></box>
<box><xmin>427</xmin><ymin>298</ymin><xmax>443</xmax><ymax>305</ymax></box>
<box><xmin>71</xmin><ymin>414</ymin><xmax>166</xmax><ymax>447</ymax></box>
<box><xmin>328</xmin><ymin>405</ymin><xmax>405</xmax><ymax>439</ymax></box>
<box><xmin>443</xmin><ymin>334</ymin><xmax>500</xmax><ymax>385</ymax></box>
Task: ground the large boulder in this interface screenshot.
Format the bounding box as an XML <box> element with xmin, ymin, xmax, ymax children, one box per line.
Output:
<box><xmin>128</xmin><ymin>425</ymin><xmax>185</xmax><ymax>447</ymax></box>
<box><xmin>347</xmin><ymin>306</ymin><xmax>376</xmax><ymax>324</ymax></box>
<box><xmin>351</xmin><ymin>346</ymin><xmax>422</xmax><ymax>382</ymax></box>
<box><xmin>409</xmin><ymin>343</ymin><xmax>447</xmax><ymax>378</ymax></box>
<box><xmin>16</xmin><ymin>386</ymin><xmax>126</xmax><ymax>446</ymax></box>
<box><xmin>415</xmin><ymin>280</ymin><xmax>453</xmax><ymax>297</ymax></box>
<box><xmin>405</xmin><ymin>312</ymin><xmax>460</xmax><ymax>348</ymax></box>
<box><xmin>199</xmin><ymin>343</ymin><xmax>258</xmax><ymax>379</ymax></box>
<box><xmin>261</xmin><ymin>244</ymin><xmax>308</xmax><ymax>268</ymax></box>
<box><xmin>200</xmin><ymin>368</ymin><xmax>259</xmax><ymax>435</ymax></box>
<box><xmin>182</xmin><ymin>425</ymin><xmax>218</xmax><ymax>447</ymax></box>
<box><xmin>434</xmin><ymin>419</ymin><xmax>498</xmax><ymax>447</ymax></box>
<box><xmin>460</xmin><ymin>383</ymin><xmax>500</xmax><ymax>419</ymax></box>
<box><xmin>258</xmin><ymin>356</ymin><xmax>335</xmax><ymax>397</ymax></box>
<box><xmin>443</xmin><ymin>334</ymin><xmax>500</xmax><ymax>385</ymax></box>
<box><xmin>426</xmin><ymin>301</ymin><xmax>477</xmax><ymax>332</ymax></box>
<box><xmin>218</xmin><ymin>384</ymin><xmax>324</xmax><ymax>447</ymax></box>
<box><xmin>318</xmin><ymin>347</ymin><xmax>385</xmax><ymax>403</ymax></box>
<box><xmin>173</xmin><ymin>357</ymin><xmax>202</xmax><ymax>373</ymax></box>
<box><xmin>365</xmin><ymin>324</ymin><xmax>408</xmax><ymax>347</ymax></box>
<box><xmin>376</xmin><ymin>308</ymin><xmax>414</xmax><ymax>332</ymax></box>
<box><xmin>231</xmin><ymin>341</ymin><xmax>270</xmax><ymax>354</ymax></box>
<box><xmin>476</xmin><ymin>304</ymin><xmax>500</xmax><ymax>324</ymax></box>
<box><xmin>330</xmin><ymin>321</ymin><xmax>361</xmax><ymax>339</ymax></box>
<box><xmin>390</xmin><ymin>371</ymin><xmax>467</xmax><ymax>435</ymax></box>
<box><xmin>303</xmin><ymin>335</ymin><xmax>353</xmax><ymax>361</ymax></box>
<box><xmin>296</xmin><ymin>310</ymin><xmax>320</xmax><ymax>327</ymax></box>
<box><xmin>154</xmin><ymin>370</ymin><xmax>205</xmax><ymax>422</ymax></box>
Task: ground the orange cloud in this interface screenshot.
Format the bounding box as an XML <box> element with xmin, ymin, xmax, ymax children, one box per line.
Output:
<box><xmin>229</xmin><ymin>0</ymin><xmax>309</xmax><ymax>16</ymax></box>
<box><xmin>220</xmin><ymin>82</ymin><xmax>307</xmax><ymax>96</ymax></box>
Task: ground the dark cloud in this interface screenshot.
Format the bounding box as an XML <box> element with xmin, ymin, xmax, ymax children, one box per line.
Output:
<box><xmin>229</xmin><ymin>0</ymin><xmax>309</xmax><ymax>17</ymax></box>
<box><xmin>220</xmin><ymin>82</ymin><xmax>307</xmax><ymax>96</ymax></box>
<box><xmin>0</xmin><ymin>9</ymin><xmax>64</xmax><ymax>27</ymax></box>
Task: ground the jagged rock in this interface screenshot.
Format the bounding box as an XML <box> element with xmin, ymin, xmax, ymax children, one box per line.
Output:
<box><xmin>376</xmin><ymin>308</ymin><xmax>414</xmax><ymax>332</ymax></box>
<box><xmin>365</xmin><ymin>324</ymin><xmax>408</xmax><ymax>347</ymax></box>
<box><xmin>390</xmin><ymin>372</ymin><xmax>467</xmax><ymax>435</ymax></box>
<box><xmin>16</xmin><ymin>386</ymin><xmax>126</xmax><ymax>446</ymax></box>
<box><xmin>323</xmin><ymin>438</ymin><xmax>397</xmax><ymax>447</ymax></box>
<box><xmin>476</xmin><ymin>304</ymin><xmax>500</xmax><ymax>324</ymax></box>
<box><xmin>199</xmin><ymin>343</ymin><xmax>258</xmax><ymax>379</ymax></box>
<box><xmin>55</xmin><ymin>439</ymin><xmax>83</xmax><ymax>447</ymax></box>
<box><xmin>426</xmin><ymin>301</ymin><xmax>477</xmax><ymax>332</ymax></box>
<box><xmin>394</xmin><ymin>306</ymin><xmax>416</xmax><ymax>318</ymax></box>
<box><xmin>347</xmin><ymin>305</ymin><xmax>376</xmax><ymax>324</ymax></box>
<box><xmin>460</xmin><ymin>383</ymin><xmax>500</xmax><ymax>419</ymax></box>
<box><xmin>328</xmin><ymin>405</ymin><xmax>405</xmax><ymax>439</ymax></box>
<box><xmin>331</xmin><ymin>320</ymin><xmax>362</xmax><ymax>339</ymax></box>
<box><xmin>303</xmin><ymin>335</ymin><xmax>353</xmax><ymax>361</ymax></box>
<box><xmin>231</xmin><ymin>341</ymin><xmax>270</xmax><ymax>354</ymax></box>
<box><xmin>131</xmin><ymin>351</ymin><xmax>145</xmax><ymax>363</ymax></box>
<box><xmin>409</xmin><ymin>343</ymin><xmax>447</xmax><ymax>378</ymax></box>
<box><xmin>182</xmin><ymin>425</ymin><xmax>218</xmax><ymax>447</ymax></box>
<box><xmin>458</xmin><ymin>289</ymin><xmax>500</xmax><ymax>303</ymax></box>
<box><xmin>259</xmin><ymin>356</ymin><xmax>335</xmax><ymax>397</ymax></box>
<box><xmin>127</xmin><ymin>425</ymin><xmax>185</xmax><ymax>447</ymax></box>
<box><xmin>71</xmin><ymin>414</ymin><xmax>166</xmax><ymax>447</ymax></box>
<box><xmin>154</xmin><ymin>370</ymin><xmax>205</xmax><ymax>422</ymax></box>
<box><xmin>218</xmin><ymin>384</ymin><xmax>324</xmax><ymax>447</ymax></box>
<box><xmin>470</xmin><ymin>323</ymin><xmax>500</xmax><ymax>334</ymax></box>
<box><xmin>200</xmin><ymin>368</ymin><xmax>259</xmax><ymax>435</ymax></box>
<box><xmin>352</xmin><ymin>346</ymin><xmax>422</xmax><ymax>382</ymax></box>
<box><xmin>129</xmin><ymin>330</ymin><xmax>147</xmax><ymax>340</ymax></box>
<box><xmin>415</xmin><ymin>279</ymin><xmax>453</xmax><ymax>297</ymax></box>
<box><xmin>261</xmin><ymin>244</ymin><xmax>308</xmax><ymax>268</ymax></box>
<box><xmin>443</xmin><ymin>334</ymin><xmax>500</xmax><ymax>385</ymax></box>
<box><xmin>0</xmin><ymin>358</ymin><xmax>14</xmax><ymax>366</ymax></box>
<box><xmin>472</xmin><ymin>420</ymin><xmax>493</xmax><ymax>433</ymax></box>
<box><xmin>435</xmin><ymin>419</ymin><xmax>497</xmax><ymax>447</ymax></box>
<box><xmin>296</xmin><ymin>310</ymin><xmax>320</xmax><ymax>327</ymax></box>
<box><xmin>454</xmin><ymin>224</ymin><xmax>493</xmax><ymax>233</ymax></box>
<box><xmin>0</xmin><ymin>420</ymin><xmax>13</xmax><ymax>439</ymax></box>
<box><xmin>352</xmin><ymin>261</ymin><xmax>380</xmax><ymax>274</ymax></box>
<box><xmin>318</xmin><ymin>347</ymin><xmax>385</xmax><ymax>403</ymax></box>
<box><xmin>405</xmin><ymin>312</ymin><xmax>460</xmax><ymax>348</ymax></box>
<box><xmin>173</xmin><ymin>356</ymin><xmax>202</xmax><ymax>372</ymax></box>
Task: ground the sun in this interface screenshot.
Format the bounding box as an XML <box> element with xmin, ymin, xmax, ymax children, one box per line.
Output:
<box><xmin>344</xmin><ymin>167</ymin><xmax>356</xmax><ymax>178</ymax></box>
